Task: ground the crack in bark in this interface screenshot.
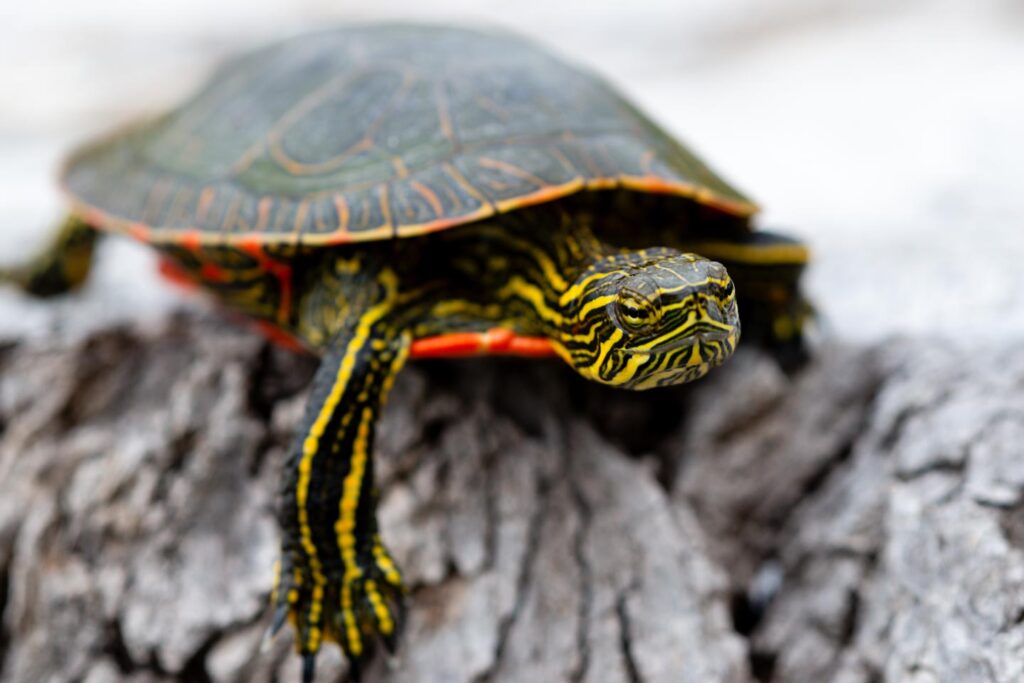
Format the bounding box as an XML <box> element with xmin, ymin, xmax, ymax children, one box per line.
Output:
<box><xmin>473</xmin><ymin>456</ymin><xmax>552</xmax><ymax>683</ymax></box>
<box><xmin>877</xmin><ymin>389</ymin><xmax>951</xmax><ymax>453</ymax></box>
<box><xmin>894</xmin><ymin>459</ymin><xmax>967</xmax><ymax>482</ymax></box>
<box><xmin>176</xmin><ymin>629</ymin><xmax>218</xmax><ymax>683</ymax></box>
<box><xmin>151</xmin><ymin>428</ymin><xmax>199</xmax><ymax>504</ymax></box>
<box><xmin>102</xmin><ymin>618</ymin><xmax>140</xmax><ymax>675</ymax></box>
<box><xmin>482</xmin><ymin>438</ymin><xmax>500</xmax><ymax>574</ymax></box>
<box><xmin>568</xmin><ymin>477</ymin><xmax>593</xmax><ymax>683</ymax></box>
<box><xmin>792</xmin><ymin>376</ymin><xmax>885</xmax><ymax>519</ymax></box>
<box><xmin>738</xmin><ymin>371</ymin><xmax>886</xmax><ymax>676</ymax></box>
<box><xmin>0</xmin><ymin>558</ymin><xmax>9</xmax><ymax>677</ymax></box>
<box><xmin>615</xmin><ymin>582</ymin><xmax>643</xmax><ymax>683</ymax></box>
<box><xmin>14</xmin><ymin>321</ymin><xmax>1024</xmax><ymax>682</ymax></box>
<box><xmin>888</xmin><ymin>395</ymin><xmax>1012</xmax><ymax>486</ymax></box>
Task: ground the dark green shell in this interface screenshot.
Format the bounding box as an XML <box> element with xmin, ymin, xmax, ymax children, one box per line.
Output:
<box><xmin>61</xmin><ymin>23</ymin><xmax>757</xmax><ymax>247</ymax></box>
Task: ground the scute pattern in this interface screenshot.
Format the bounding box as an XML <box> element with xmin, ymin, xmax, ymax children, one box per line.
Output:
<box><xmin>61</xmin><ymin>24</ymin><xmax>756</xmax><ymax>246</ymax></box>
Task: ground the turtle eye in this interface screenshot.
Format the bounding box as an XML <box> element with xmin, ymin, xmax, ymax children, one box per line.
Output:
<box><xmin>613</xmin><ymin>288</ymin><xmax>661</xmax><ymax>333</ymax></box>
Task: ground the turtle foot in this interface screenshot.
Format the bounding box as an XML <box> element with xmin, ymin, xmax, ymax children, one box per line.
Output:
<box><xmin>269</xmin><ymin>539</ymin><xmax>406</xmax><ymax>681</ymax></box>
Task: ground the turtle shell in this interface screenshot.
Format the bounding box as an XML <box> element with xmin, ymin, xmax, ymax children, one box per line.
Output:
<box><xmin>62</xmin><ymin>23</ymin><xmax>757</xmax><ymax>248</ymax></box>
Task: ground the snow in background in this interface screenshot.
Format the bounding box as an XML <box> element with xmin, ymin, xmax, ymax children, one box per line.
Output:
<box><xmin>2</xmin><ymin>0</ymin><xmax>1023</xmax><ymax>342</ymax></box>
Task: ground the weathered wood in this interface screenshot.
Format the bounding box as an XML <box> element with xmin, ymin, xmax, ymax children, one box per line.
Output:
<box><xmin>673</xmin><ymin>342</ymin><xmax>1024</xmax><ymax>683</ymax></box>
<box><xmin>0</xmin><ymin>314</ymin><xmax>746</xmax><ymax>683</ymax></box>
<box><xmin>2</xmin><ymin>316</ymin><xmax>1022</xmax><ymax>682</ymax></box>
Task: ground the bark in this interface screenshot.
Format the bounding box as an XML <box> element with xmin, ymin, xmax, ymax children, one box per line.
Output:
<box><xmin>0</xmin><ymin>314</ymin><xmax>1021</xmax><ymax>682</ymax></box>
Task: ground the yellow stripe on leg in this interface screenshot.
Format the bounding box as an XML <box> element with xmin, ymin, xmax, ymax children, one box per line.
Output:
<box><xmin>335</xmin><ymin>405</ymin><xmax>374</xmax><ymax>654</ymax></box>
<box><xmin>293</xmin><ymin>270</ymin><xmax>398</xmax><ymax>653</ymax></box>
<box><xmin>341</xmin><ymin>581</ymin><xmax>363</xmax><ymax>657</ymax></box>
<box><xmin>373</xmin><ymin>537</ymin><xmax>403</xmax><ymax>587</ymax></box>
<box><xmin>364</xmin><ymin>579</ymin><xmax>394</xmax><ymax>636</ymax></box>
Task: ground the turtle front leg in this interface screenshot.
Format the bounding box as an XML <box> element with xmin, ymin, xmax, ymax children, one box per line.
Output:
<box><xmin>2</xmin><ymin>214</ymin><xmax>98</xmax><ymax>296</ymax></box>
<box><xmin>270</xmin><ymin>302</ymin><xmax>412</xmax><ymax>681</ymax></box>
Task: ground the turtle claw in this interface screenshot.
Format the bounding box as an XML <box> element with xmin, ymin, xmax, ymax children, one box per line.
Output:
<box><xmin>260</xmin><ymin>603</ymin><xmax>290</xmax><ymax>654</ymax></box>
<box><xmin>380</xmin><ymin>629</ymin><xmax>400</xmax><ymax>656</ymax></box>
<box><xmin>379</xmin><ymin>598</ymin><xmax>406</xmax><ymax>655</ymax></box>
<box><xmin>347</xmin><ymin>657</ymin><xmax>364</xmax><ymax>682</ymax></box>
<box><xmin>301</xmin><ymin>653</ymin><xmax>317</xmax><ymax>683</ymax></box>
<box><xmin>384</xmin><ymin>652</ymin><xmax>402</xmax><ymax>671</ymax></box>
<box><xmin>271</xmin><ymin>541</ymin><xmax>407</xmax><ymax>681</ymax></box>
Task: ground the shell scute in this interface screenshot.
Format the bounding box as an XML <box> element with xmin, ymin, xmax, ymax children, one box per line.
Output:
<box><xmin>61</xmin><ymin>24</ymin><xmax>756</xmax><ymax>248</ymax></box>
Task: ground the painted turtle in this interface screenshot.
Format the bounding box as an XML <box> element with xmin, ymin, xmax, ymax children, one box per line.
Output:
<box><xmin>5</xmin><ymin>24</ymin><xmax>809</xmax><ymax>680</ymax></box>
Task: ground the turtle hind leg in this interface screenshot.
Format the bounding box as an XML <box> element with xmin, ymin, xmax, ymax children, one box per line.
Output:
<box><xmin>2</xmin><ymin>215</ymin><xmax>98</xmax><ymax>297</ymax></box>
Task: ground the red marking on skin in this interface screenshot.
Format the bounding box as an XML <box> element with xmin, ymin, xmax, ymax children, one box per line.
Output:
<box><xmin>200</xmin><ymin>263</ymin><xmax>228</xmax><ymax>282</ymax></box>
<box><xmin>252</xmin><ymin>319</ymin><xmax>309</xmax><ymax>353</ymax></box>
<box><xmin>272</xmin><ymin>263</ymin><xmax>293</xmax><ymax>323</ymax></box>
<box><xmin>505</xmin><ymin>335</ymin><xmax>556</xmax><ymax>356</ymax></box>
<box><xmin>157</xmin><ymin>258</ymin><xmax>306</xmax><ymax>353</ymax></box>
<box><xmin>231</xmin><ymin>236</ymin><xmax>293</xmax><ymax>323</ymax></box>
<box><xmin>157</xmin><ymin>258</ymin><xmax>198</xmax><ymax>290</ymax></box>
<box><xmin>410</xmin><ymin>333</ymin><xmax>484</xmax><ymax>357</ymax></box>
<box><xmin>410</xmin><ymin>328</ymin><xmax>555</xmax><ymax>359</ymax></box>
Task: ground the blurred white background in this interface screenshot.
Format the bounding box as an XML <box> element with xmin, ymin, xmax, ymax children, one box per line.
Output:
<box><xmin>2</xmin><ymin>0</ymin><xmax>1023</xmax><ymax>342</ymax></box>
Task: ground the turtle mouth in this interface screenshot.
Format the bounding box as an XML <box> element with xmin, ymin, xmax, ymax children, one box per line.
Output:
<box><xmin>618</xmin><ymin>326</ymin><xmax>737</xmax><ymax>357</ymax></box>
<box><xmin>608</xmin><ymin>325</ymin><xmax>739</xmax><ymax>389</ymax></box>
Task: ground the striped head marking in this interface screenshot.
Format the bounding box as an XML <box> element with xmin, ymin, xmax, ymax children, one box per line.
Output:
<box><xmin>561</xmin><ymin>249</ymin><xmax>740</xmax><ymax>390</ymax></box>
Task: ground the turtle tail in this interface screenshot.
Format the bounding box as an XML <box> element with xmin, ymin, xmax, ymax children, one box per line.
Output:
<box><xmin>2</xmin><ymin>215</ymin><xmax>98</xmax><ymax>297</ymax></box>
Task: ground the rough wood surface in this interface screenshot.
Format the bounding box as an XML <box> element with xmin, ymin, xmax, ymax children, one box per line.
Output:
<box><xmin>1</xmin><ymin>315</ymin><xmax>1022</xmax><ymax>682</ymax></box>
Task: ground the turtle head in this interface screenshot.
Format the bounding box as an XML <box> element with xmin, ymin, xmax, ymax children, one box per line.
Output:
<box><xmin>559</xmin><ymin>249</ymin><xmax>740</xmax><ymax>390</ymax></box>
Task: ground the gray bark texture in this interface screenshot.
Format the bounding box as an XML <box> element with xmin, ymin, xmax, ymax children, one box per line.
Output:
<box><xmin>0</xmin><ymin>313</ymin><xmax>1022</xmax><ymax>683</ymax></box>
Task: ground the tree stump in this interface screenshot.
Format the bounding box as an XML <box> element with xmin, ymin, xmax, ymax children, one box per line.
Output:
<box><xmin>1</xmin><ymin>314</ymin><xmax>1022</xmax><ymax>682</ymax></box>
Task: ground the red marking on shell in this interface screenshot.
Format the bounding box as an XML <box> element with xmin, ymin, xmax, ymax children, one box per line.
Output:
<box><xmin>410</xmin><ymin>180</ymin><xmax>443</xmax><ymax>216</ymax></box>
<box><xmin>585</xmin><ymin>178</ymin><xmax>619</xmax><ymax>191</ymax></box>
<box><xmin>83</xmin><ymin>207</ymin><xmax>108</xmax><ymax>226</ymax></box>
<box><xmin>238</xmin><ymin>236</ymin><xmax>265</xmax><ymax>259</ymax></box>
<box><xmin>333</xmin><ymin>195</ymin><xmax>350</xmax><ymax>234</ymax></box>
<box><xmin>197</xmin><ymin>187</ymin><xmax>216</xmax><ymax>223</ymax></box>
<box><xmin>256</xmin><ymin>197</ymin><xmax>272</xmax><ymax>231</ymax></box>
<box><xmin>64</xmin><ymin>166</ymin><xmax>754</xmax><ymax>249</ymax></box>
<box><xmin>180</xmin><ymin>230</ymin><xmax>202</xmax><ymax>252</ymax></box>
<box><xmin>128</xmin><ymin>222</ymin><xmax>151</xmax><ymax>241</ymax></box>
<box><xmin>496</xmin><ymin>179</ymin><xmax>585</xmax><ymax>213</ymax></box>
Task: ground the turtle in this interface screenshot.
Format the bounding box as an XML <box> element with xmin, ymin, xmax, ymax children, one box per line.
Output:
<box><xmin>3</xmin><ymin>23</ymin><xmax>810</xmax><ymax>681</ymax></box>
